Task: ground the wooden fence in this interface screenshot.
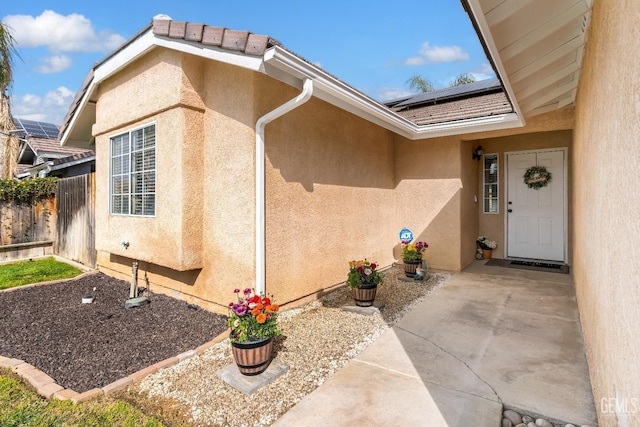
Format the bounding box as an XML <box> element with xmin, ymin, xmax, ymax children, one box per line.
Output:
<box><xmin>55</xmin><ymin>173</ymin><xmax>96</xmax><ymax>268</ymax></box>
<box><xmin>0</xmin><ymin>173</ymin><xmax>96</xmax><ymax>268</ymax></box>
<box><xmin>0</xmin><ymin>198</ymin><xmax>55</xmax><ymax>245</ymax></box>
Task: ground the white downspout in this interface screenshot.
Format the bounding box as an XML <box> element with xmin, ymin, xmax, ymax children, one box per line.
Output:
<box><xmin>255</xmin><ymin>78</ymin><xmax>313</xmax><ymax>296</ymax></box>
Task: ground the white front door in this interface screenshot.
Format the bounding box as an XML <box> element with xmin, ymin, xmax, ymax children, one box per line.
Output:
<box><xmin>506</xmin><ymin>149</ymin><xmax>566</xmax><ymax>261</ymax></box>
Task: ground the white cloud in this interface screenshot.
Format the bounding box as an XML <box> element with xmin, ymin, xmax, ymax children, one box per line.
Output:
<box><xmin>12</xmin><ymin>86</ymin><xmax>76</xmax><ymax>125</ymax></box>
<box><xmin>373</xmin><ymin>87</ymin><xmax>415</xmax><ymax>102</ymax></box>
<box><xmin>470</xmin><ymin>62</ymin><xmax>496</xmax><ymax>81</ymax></box>
<box><xmin>34</xmin><ymin>55</ymin><xmax>72</xmax><ymax>74</ymax></box>
<box><xmin>404</xmin><ymin>42</ymin><xmax>469</xmax><ymax>65</ymax></box>
<box><xmin>3</xmin><ymin>10</ymin><xmax>126</xmax><ymax>53</ymax></box>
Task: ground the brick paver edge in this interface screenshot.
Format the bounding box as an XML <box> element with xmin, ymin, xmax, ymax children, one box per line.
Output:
<box><xmin>1</xmin><ymin>328</ymin><xmax>231</xmax><ymax>403</ymax></box>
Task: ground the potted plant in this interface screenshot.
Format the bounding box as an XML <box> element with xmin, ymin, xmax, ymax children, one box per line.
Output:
<box><xmin>347</xmin><ymin>260</ymin><xmax>383</xmax><ymax>307</ymax></box>
<box><xmin>476</xmin><ymin>236</ymin><xmax>497</xmax><ymax>259</ymax></box>
<box><xmin>401</xmin><ymin>241</ymin><xmax>428</xmax><ymax>277</ymax></box>
<box><xmin>227</xmin><ymin>288</ymin><xmax>281</xmax><ymax>376</ymax></box>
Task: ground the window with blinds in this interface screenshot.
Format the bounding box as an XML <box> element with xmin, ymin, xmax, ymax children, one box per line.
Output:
<box><xmin>110</xmin><ymin>124</ymin><xmax>156</xmax><ymax>216</ymax></box>
<box><xmin>483</xmin><ymin>154</ymin><xmax>498</xmax><ymax>214</ymax></box>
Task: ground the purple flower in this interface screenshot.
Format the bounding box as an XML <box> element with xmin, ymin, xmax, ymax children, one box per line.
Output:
<box><xmin>243</xmin><ymin>288</ymin><xmax>252</xmax><ymax>295</ymax></box>
<box><xmin>233</xmin><ymin>305</ymin><xmax>247</xmax><ymax>316</ymax></box>
<box><xmin>233</xmin><ymin>288</ymin><xmax>240</xmax><ymax>293</ymax></box>
<box><xmin>228</xmin><ymin>302</ymin><xmax>234</xmax><ymax>307</ymax></box>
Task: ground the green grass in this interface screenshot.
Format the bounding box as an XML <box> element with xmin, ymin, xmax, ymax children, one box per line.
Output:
<box><xmin>0</xmin><ymin>369</ymin><xmax>164</xmax><ymax>427</ymax></box>
<box><xmin>0</xmin><ymin>257</ymin><xmax>83</xmax><ymax>290</ymax></box>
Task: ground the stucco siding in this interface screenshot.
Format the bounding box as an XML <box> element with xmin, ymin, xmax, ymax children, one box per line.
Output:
<box><xmin>263</xmin><ymin>81</ymin><xmax>396</xmax><ymax>303</ymax></box>
<box><xmin>394</xmin><ymin>136</ymin><xmax>464</xmax><ymax>271</ymax></box>
<box><xmin>93</xmin><ymin>48</ymin><xmax>206</xmax><ymax>272</ymax></box>
<box><xmin>573</xmin><ymin>0</ymin><xmax>640</xmax><ymax>424</ymax></box>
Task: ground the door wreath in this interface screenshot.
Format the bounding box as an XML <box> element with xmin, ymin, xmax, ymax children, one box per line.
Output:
<box><xmin>523</xmin><ymin>166</ymin><xmax>552</xmax><ymax>190</ymax></box>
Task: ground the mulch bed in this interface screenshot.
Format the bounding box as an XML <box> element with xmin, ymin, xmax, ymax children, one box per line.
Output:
<box><xmin>0</xmin><ymin>272</ymin><xmax>228</xmax><ymax>393</ymax></box>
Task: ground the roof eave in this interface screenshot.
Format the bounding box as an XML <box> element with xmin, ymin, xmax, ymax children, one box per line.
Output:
<box><xmin>264</xmin><ymin>46</ymin><xmax>523</xmax><ymax>139</ymax></box>
<box><xmin>462</xmin><ymin>0</ymin><xmax>526</xmax><ymax>125</ymax></box>
<box><xmin>62</xmin><ymin>19</ymin><xmax>526</xmax><ymax>147</ymax></box>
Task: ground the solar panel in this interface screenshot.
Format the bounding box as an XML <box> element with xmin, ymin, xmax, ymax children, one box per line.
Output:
<box><xmin>13</xmin><ymin>117</ymin><xmax>60</xmax><ymax>139</ymax></box>
<box><xmin>392</xmin><ymin>78</ymin><xmax>502</xmax><ymax>108</ymax></box>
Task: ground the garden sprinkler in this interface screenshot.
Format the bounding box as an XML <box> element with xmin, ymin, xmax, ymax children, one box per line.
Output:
<box><xmin>125</xmin><ymin>261</ymin><xmax>150</xmax><ymax>308</ymax></box>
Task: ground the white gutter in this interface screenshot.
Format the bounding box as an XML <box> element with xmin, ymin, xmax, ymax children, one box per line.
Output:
<box><xmin>255</xmin><ymin>78</ymin><xmax>314</xmax><ymax>296</ymax></box>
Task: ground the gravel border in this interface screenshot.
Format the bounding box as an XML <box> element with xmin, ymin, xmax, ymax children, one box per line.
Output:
<box><xmin>133</xmin><ymin>266</ymin><xmax>450</xmax><ymax>426</ymax></box>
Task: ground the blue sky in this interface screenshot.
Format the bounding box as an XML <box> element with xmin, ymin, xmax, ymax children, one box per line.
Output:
<box><xmin>2</xmin><ymin>0</ymin><xmax>494</xmax><ymax>125</ymax></box>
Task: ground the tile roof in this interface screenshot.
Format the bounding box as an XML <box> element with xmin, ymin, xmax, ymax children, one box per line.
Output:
<box><xmin>393</xmin><ymin>92</ymin><xmax>512</xmax><ymax>126</ymax></box>
<box><xmin>385</xmin><ymin>78</ymin><xmax>513</xmax><ymax>126</ymax></box>
<box><xmin>26</xmin><ymin>137</ymin><xmax>94</xmax><ymax>158</ymax></box>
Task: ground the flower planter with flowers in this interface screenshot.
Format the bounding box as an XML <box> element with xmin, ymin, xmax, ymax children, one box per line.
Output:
<box><xmin>347</xmin><ymin>260</ymin><xmax>383</xmax><ymax>307</ymax></box>
<box><xmin>228</xmin><ymin>288</ymin><xmax>281</xmax><ymax>376</ymax></box>
<box><xmin>401</xmin><ymin>241</ymin><xmax>428</xmax><ymax>277</ymax></box>
<box><xmin>476</xmin><ymin>236</ymin><xmax>497</xmax><ymax>259</ymax></box>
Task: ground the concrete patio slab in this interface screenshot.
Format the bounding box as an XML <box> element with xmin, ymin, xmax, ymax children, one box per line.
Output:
<box><xmin>274</xmin><ymin>263</ymin><xmax>597</xmax><ymax>426</ymax></box>
<box><xmin>217</xmin><ymin>359</ymin><xmax>289</xmax><ymax>395</ymax></box>
<box><xmin>272</xmin><ymin>358</ymin><xmax>502</xmax><ymax>427</ymax></box>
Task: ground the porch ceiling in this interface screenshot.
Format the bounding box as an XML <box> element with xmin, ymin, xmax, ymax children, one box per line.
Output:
<box><xmin>465</xmin><ymin>0</ymin><xmax>593</xmax><ymax>118</ymax></box>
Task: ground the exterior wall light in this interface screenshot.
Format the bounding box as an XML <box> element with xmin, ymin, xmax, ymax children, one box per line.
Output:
<box><xmin>472</xmin><ymin>145</ymin><xmax>484</xmax><ymax>160</ymax></box>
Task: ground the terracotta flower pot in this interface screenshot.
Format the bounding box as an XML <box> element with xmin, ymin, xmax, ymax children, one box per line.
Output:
<box><xmin>482</xmin><ymin>249</ymin><xmax>492</xmax><ymax>259</ymax></box>
<box><xmin>231</xmin><ymin>336</ymin><xmax>273</xmax><ymax>376</ymax></box>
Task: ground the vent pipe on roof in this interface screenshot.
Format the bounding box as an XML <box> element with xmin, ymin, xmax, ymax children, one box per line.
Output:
<box><xmin>255</xmin><ymin>78</ymin><xmax>313</xmax><ymax>296</ymax></box>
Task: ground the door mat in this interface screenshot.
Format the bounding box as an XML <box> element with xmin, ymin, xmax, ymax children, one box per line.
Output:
<box><xmin>484</xmin><ymin>258</ymin><xmax>570</xmax><ymax>274</ymax></box>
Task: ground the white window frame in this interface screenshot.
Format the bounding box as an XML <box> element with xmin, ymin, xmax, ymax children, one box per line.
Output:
<box><xmin>483</xmin><ymin>153</ymin><xmax>499</xmax><ymax>214</ymax></box>
<box><xmin>109</xmin><ymin>122</ymin><xmax>156</xmax><ymax>217</ymax></box>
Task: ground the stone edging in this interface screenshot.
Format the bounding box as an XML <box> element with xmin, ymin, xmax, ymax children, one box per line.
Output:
<box><xmin>0</xmin><ymin>329</ymin><xmax>230</xmax><ymax>403</ymax></box>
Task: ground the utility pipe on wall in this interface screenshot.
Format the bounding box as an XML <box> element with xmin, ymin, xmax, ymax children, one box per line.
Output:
<box><xmin>255</xmin><ymin>78</ymin><xmax>314</xmax><ymax>296</ymax></box>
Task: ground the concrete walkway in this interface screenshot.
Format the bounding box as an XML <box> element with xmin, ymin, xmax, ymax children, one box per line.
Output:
<box><xmin>273</xmin><ymin>261</ymin><xmax>597</xmax><ymax>426</ymax></box>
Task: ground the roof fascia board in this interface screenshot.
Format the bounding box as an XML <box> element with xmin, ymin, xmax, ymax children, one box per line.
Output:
<box><xmin>95</xmin><ymin>30</ymin><xmax>263</xmax><ymax>83</ymax></box>
<box><xmin>152</xmin><ymin>36</ymin><xmax>264</xmax><ymax>72</ymax></box>
<box><xmin>409</xmin><ymin>112</ymin><xmax>522</xmax><ymax>140</ymax></box>
<box><xmin>96</xmin><ymin>29</ymin><xmax>266</xmax><ymax>83</ymax></box>
<box><xmin>464</xmin><ymin>0</ymin><xmax>525</xmax><ymax>125</ymax></box>
<box><xmin>94</xmin><ymin>30</ymin><xmax>156</xmax><ymax>82</ymax></box>
<box><xmin>59</xmin><ymin>80</ymin><xmax>95</xmax><ymax>146</ymax></box>
<box><xmin>49</xmin><ymin>155</ymin><xmax>96</xmax><ymax>171</ymax></box>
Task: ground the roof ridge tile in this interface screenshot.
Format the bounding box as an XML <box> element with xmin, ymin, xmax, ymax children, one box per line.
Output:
<box><xmin>152</xmin><ymin>17</ymin><xmax>271</xmax><ymax>56</ymax></box>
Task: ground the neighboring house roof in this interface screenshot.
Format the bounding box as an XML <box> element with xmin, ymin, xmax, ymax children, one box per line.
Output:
<box><xmin>12</xmin><ymin>117</ymin><xmax>95</xmax><ymax>179</ymax></box>
<box><xmin>385</xmin><ymin>78</ymin><xmax>513</xmax><ymax>126</ymax></box>
<box><xmin>60</xmin><ymin>15</ymin><xmax>523</xmax><ymax>147</ymax></box>
<box><xmin>16</xmin><ymin>151</ymin><xmax>96</xmax><ymax>179</ymax></box>
<box><xmin>18</xmin><ymin>136</ymin><xmax>94</xmax><ymax>166</ymax></box>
